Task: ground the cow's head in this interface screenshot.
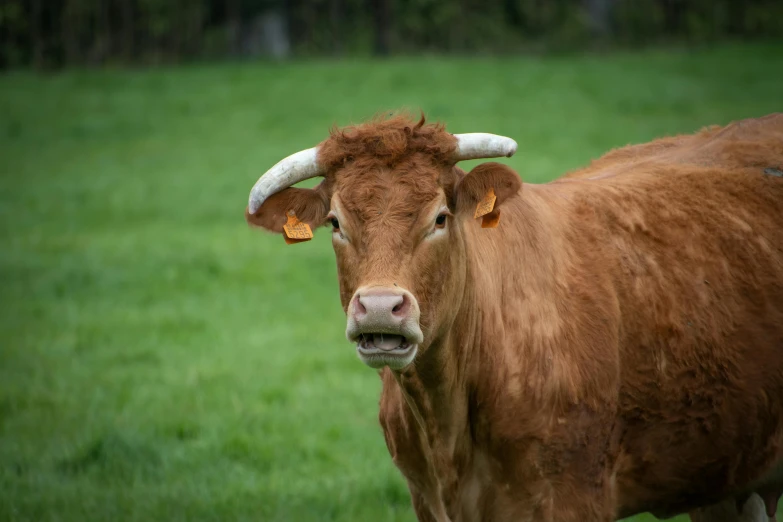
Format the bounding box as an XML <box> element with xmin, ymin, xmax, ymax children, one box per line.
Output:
<box><xmin>246</xmin><ymin>114</ymin><xmax>521</xmax><ymax>371</ymax></box>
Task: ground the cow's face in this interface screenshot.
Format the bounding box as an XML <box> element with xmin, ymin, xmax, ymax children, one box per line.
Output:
<box><xmin>328</xmin><ymin>156</ymin><xmax>462</xmax><ymax>370</ymax></box>
<box><xmin>246</xmin><ymin>116</ymin><xmax>521</xmax><ymax>371</ymax></box>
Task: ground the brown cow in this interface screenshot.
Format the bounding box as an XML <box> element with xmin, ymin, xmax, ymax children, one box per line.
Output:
<box><xmin>244</xmin><ymin>112</ymin><xmax>783</xmax><ymax>522</ymax></box>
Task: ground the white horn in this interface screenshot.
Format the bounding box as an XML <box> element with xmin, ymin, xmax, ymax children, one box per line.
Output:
<box><xmin>453</xmin><ymin>133</ymin><xmax>517</xmax><ymax>161</ymax></box>
<box><xmin>247</xmin><ymin>147</ymin><xmax>324</xmax><ymax>214</ymax></box>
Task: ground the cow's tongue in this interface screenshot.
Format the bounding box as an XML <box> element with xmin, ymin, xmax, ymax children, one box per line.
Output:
<box><xmin>372</xmin><ymin>334</ymin><xmax>404</xmax><ymax>351</ymax></box>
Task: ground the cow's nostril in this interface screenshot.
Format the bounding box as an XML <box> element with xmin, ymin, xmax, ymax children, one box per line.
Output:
<box><xmin>355</xmin><ymin>295</ymin><xmax>367</xmax><ymax>315</ymax></box>
<box><xmin>391</xmin><ymin>293</ymin><xmax>409</xmax><ymax>317</ymax></box>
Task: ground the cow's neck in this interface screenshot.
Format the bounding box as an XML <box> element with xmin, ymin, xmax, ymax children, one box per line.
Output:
<box><xmin>396</xmin><ymin>184</ymin><xmax>557</xmax><ymax>403</ymax></box>
<box><xmin>389</xmin><ymin>186</ymin><xmax>558</xmax><ymax>499</ymax></box>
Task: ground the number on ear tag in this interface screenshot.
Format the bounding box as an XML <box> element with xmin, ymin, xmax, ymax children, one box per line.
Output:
<box><xmin>282</xmin><ymin>210</ymin><xmax>313</xmax><ymax>244</ymax></box>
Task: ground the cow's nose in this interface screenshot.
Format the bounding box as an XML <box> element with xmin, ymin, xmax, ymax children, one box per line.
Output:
<box><xmin>346</xmin><ymin>286</ymin><xmax>424</xmax><ymax>346</ymax></box>
<box><xmin>355</xmin><ymin>291</ymin><xmax>410</xmax><ymax>323</ymax></box>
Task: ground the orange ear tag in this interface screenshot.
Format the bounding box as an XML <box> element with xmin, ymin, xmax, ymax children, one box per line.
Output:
<box><xmin>481</xmin><ymin>210</ymin><xmax>501</xmax><ymax>228</ymax></box>
<box><xmin>474</xmin><ymin>188</ymin><xmax>500</xmax><ymax>228</ymax></box>
<box><xmin>282</xmin><ymin>210</ymin><xmax>313</xmax><ymax>245</ymax></box>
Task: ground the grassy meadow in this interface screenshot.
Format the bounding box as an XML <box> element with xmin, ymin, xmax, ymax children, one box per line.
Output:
<box><xmin>1</xmin><ymin>43</ymin><xmax>782</xmax><ymax>521</ymax></box>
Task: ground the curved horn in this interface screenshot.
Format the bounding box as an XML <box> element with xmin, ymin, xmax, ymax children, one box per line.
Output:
<box><xmin>247</xmin><ymin>147</ymin><xmax>324</xmax><ymax>214</ymax></box>
<box><xmin>453</xmin><ymin>133</ymin><xmax>517</xmax><ymax>161</ymax></box>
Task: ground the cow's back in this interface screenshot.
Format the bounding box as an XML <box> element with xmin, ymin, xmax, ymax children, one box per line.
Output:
<box><xmin>553</xmin><ymin>114</ymin><xmax>783</xmax><ymax>517</ymax></box>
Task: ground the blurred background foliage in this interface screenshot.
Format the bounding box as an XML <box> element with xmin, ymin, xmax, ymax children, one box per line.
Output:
<box><xmin>2</xmin><ymin>0</ymin><xmax>783</xmax><ymax>69</ymax></box>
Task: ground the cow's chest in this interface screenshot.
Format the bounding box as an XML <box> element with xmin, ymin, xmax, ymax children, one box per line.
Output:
<box><xmin>380</xmin><ymin>403</ymin><xmax>527</xmax><ymax>521</ymax></box>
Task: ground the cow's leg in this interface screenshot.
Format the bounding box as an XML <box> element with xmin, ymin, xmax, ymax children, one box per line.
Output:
<box><xmin>689</xmin><ymin>493</ymin><xmax>768</xmax><ymax>522</ymax></box>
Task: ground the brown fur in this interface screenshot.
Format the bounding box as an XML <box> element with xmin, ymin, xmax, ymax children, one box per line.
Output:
<box><xmin>318</xmin><ymin>113</ymin><xmax>458</xmax><ymax>171</ymax></box>
<box><xmin>246</xmin><ymin>112</ymin><xmax>783</xmax><ymax>521</ymax></box>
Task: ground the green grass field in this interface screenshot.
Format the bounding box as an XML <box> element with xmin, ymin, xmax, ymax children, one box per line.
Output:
<box><xmin>2</xmin><ymin>43</ymin><xmax>782</xmax><ymax>521</ymax></box>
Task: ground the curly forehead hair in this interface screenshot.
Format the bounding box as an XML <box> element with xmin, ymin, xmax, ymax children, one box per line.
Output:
<box><xmin>317</xmin><ymin>112</ymin><xmax>458</xmax><ymax>172</ymax></box>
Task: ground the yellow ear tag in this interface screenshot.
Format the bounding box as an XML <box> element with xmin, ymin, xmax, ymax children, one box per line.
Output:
<box><xmin>474</xmin><ymin>188</ymin><xmax>497</xmax><ymax>218</ymax></box>
<box><xmin>481</xmin><ymin>210</ymin><xmax>501</xmax><ymax>228</ymax></box>
<box><xmin>473</xmin><ymin>188</ymin><xmax>497</xmax><ymax>219</ymax></box>
<box><xmin>282</xmin><ymin>210</ymin><xmax>313</xmax><ymax>245</ymax></box>
<box><xmin>474</xmin><ymin>188</ymin><xmax>500</xmax><ymax>228</ymax></box>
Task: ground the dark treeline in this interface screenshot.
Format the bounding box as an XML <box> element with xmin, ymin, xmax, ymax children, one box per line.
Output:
<box><xmin>2</xmin><ymin>0</ymin><xmax>781</xmax><ymax>68</ymax></box>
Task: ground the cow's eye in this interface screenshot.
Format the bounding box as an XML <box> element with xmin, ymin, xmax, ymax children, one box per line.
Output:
<box><xmin>435</xmin><ymin>213</ymin><xmax>447</xmax><ymax>228</ymax></box>
<box><xmin>330</xmin><ymin>218</ymin><xmax>340</xmax><ymax>231</ymax></box>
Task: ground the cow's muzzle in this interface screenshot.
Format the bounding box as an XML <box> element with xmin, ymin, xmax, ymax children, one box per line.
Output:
<box><xmin>345</xmin><ymin>286</ymin><xmax>423</xmax><ymax>370</ymax></box>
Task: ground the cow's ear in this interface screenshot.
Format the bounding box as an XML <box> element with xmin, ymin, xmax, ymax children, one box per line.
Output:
<box><xmin>245</xmin><ymin>184</ymin><xmax>330</xmax><ymax>238</ymax></box>
<box><xmin>454</xmin><ymin>162</ymin><xmax>522</xmax><ymax>227</ymax></box>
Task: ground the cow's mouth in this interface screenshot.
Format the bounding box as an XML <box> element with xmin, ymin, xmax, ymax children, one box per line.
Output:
<box><xmin>355</xmin><ymin>333</ymin><xmax>418</xmax><ymax>370</ymax></box>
